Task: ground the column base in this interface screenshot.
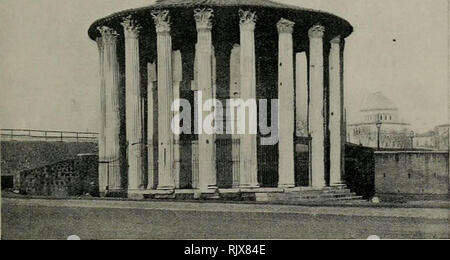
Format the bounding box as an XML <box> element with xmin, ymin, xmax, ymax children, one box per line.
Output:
<box><xmin>232</xmin><ymin>182</ymin><xmax>240</xmax><ymax>189</ymax></box>
<box><xmin>127</xmin><ymin>191</ymin><xmax>146</xmax><ymax>200</ymax></box>
<box><xmin>311</xmin><ymin>183</ymin><xmax>326</xmax><ymax>189</ymax></box>
<box><xmin>278</xmin><ymin>183</ymin><xmax>296</xmax><ymax>189</ymax></box>
<box><xmin>198</xmin><ymin>185</ymin><xmax>218</xmax><ymax>192</ymax></box>
<box><xmin>239</xmin><ymin>183</ymin><xmax>260</xmax><ymax>189</ymax></box>
<box><xmin>127</xmin><ymin>186</ymin><xmax>141</xmax><ymax>191</ymax></box>
<box><xmin>194</xmin><ymin>188</ymin><xmax>220</xmax><ymax>200</ymax></box>
<box><xmin>157</xmin><ymin>185</ymin><xmax>175</xmax><ymax>191</ymax></box>
<box><xmin>330</xmin><ymin>182</ymin><xmax>346</xmax><ymax>188</ymax></box>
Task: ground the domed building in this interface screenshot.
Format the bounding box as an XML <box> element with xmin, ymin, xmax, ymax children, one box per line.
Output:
<box><xmin>89</xmin><ymin>0</ymin><xmax>353</xmax><ymax>198</ymax></box>
<box><xmin>347</xmin><ymin>92</ymin><xmax>411</xmax><ymax>149</ymax></box>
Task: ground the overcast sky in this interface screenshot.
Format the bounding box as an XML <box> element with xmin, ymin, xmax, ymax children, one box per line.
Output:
<box><xmin>0</xmin><ymin>0</ymin><xmax>448</xmax><ymax>132</ymax></box>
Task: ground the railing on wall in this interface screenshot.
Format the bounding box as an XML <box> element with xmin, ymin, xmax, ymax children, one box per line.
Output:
<box><xmin>0</xmin><ymin>129</ymin><xmax>98</xmax><ymax>143</ymax></box>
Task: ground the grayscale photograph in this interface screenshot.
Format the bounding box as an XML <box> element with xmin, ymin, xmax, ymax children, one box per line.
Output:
<box><xmin>0</xmin><ymin>0</ymin><xmax>449</xmax><ymax>242</ymax></box>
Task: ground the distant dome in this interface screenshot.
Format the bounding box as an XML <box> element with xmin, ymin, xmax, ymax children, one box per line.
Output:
<box><xmin>360</xmin><ymin>92</ymin><xmax>397</xmax><ymax>111</ymax></box>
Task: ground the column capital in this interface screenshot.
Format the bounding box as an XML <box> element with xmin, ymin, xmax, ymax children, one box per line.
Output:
<box><xmin>121</xmin><ymin>15</ymin><xmax>141</xmax><ymax>38</ymax></box>
<box><xmin>194</xmin><ymin>8</ymin><xmax>214</xmax><ymax>31</ymax></box>
<box><xmin>97</xmin><ymin>26</ymin><xmax>119</xmax><ymax>43</ymax></box>
<box><xmin>239</xmin><ymin>9</ymin><xmax>257</xmax><ymax>30</ymax></box>
<box><xmin>277</xmin><ymin>18</ymin><xmax>295</xmax><ymax>34</ymax></box>
<box><xmin>151</xmin><ymin>10</ymin><xmax>171</xmax><ymax>33</ymax></box>
<box><xmin>308</xmin><ymin>24</ymin><xmax>325</xmax><ymax>39</ymax></box>
<box><xmin>330</xmin><ymin>35</ymin><xmax>341</xmax><ymax>44</ymax></box>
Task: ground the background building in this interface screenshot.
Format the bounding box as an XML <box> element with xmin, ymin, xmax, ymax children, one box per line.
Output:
<box><xmin>433</xmin><ymin>124</ymin><xmax>449</xmax><ymax>151</ymax></box>
<box><xmin>347</xmin><ymin>92</ymin><xmax>411</xmax><ymax>149</ymax></box>
<box><xmin>413</xmin><ymin>131</ymin><xmax>435</xmax><ymax>150</ymax></box>
<box><xmin>411</xmin><ymin>124</ymin><xmax>449</xmax><ymax>151</ymax></box>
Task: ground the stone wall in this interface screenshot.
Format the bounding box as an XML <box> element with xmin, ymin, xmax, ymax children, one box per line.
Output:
<box><xmin>1</xmin><ymin>141</ymin><xmax>97</xmax><ymax>181</ymax></box>
<box><xmin>17</xmin><ymin>154</ymin><xmax>99</xmax><ymax>197</ymax></box>
<box><xmin>375</xmin><ymin>151</ymin><xmax>449</xmax><ymax>201</ymax></box>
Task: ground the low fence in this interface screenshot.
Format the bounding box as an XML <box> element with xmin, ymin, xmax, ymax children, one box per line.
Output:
<box><xmin>1</xmin><ymin>129</ymin><xmax>98</xmax><ymax>143</ymax></box>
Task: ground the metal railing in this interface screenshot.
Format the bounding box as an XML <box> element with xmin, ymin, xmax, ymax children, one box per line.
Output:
<box><xmin>0</xmin><ymin>129</ymin><xmax>98</xmax><ymax>143</ymax></box>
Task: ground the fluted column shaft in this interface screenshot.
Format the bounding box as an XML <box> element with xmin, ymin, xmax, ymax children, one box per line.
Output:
<box><xmin>277</xmin><ymin>19</ymin><xmax>296</xmax><ymax>188</ymax></box>
<box><xmin>191</xmin><ymin>44</ymin><xmax>199</xmax><ymax>189</ymax></box>
<box><xmin>195</xmin><ymin>8</ymin><xmax>217</xmax><ymax>191</ymax></box>
<box><xmin>122</xmin><ymin>17</ymin><xmax>144</xmax><ymax>191</ymax></box>
<box><xmin>309</xmin><ymin>25</ymin><xmax>326</xmax><ymax>188</ymax></box>
<box><xmin>296</xmin><ymin>52</ymin><xmax>309</xmax><ymax>137</ymax></box>
<box><xmin>98</xmin><ymin>27</ymin><xmax>122</xmax><ymax>191</ymax></box>
<box><xmin>96</xmin><ymin>37</ymin><xmax>108</xmax><ymax>194</ymax></box>
<box><xmin>147</xmin><ymin>62</ymin><xmax>157</xmax><ymax>190</ymax></box>
<box><xmin>329</xmin><ymin>36</ymin><xmax>345</xmax><ymax>186</ymax></box>
<box><xmin>239</xmin><ymin>10</ymin><xmax>259</xmax><ymax>188</ymax></box>
<box><xmin>152</xmin><ymin>10</ymin><xmax>175</xmax><ymax>190</ymax></box>
<box><xmin>172</xmin><ymin>50</ymin><xmax>182</xmax><ymax>188</ymax></box>
<box><xmin>230</xmin><ymin>44</ymin><xmax>241</xmax><ymax>188</ymax></box>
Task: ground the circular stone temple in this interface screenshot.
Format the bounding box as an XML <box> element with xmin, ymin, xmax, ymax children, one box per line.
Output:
<box><xmin>88</xmin><ymin>0</ymin><xmax>353</xmax><ymax>198</ymax></box>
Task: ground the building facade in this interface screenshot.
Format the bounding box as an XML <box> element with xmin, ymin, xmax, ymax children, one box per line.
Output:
<box><xmin>347</xmin><ymin>92</ymin><xmax>411</xmax><ymax>149</ymax></box>
<box><xmin>433</xmin><ymin>124</ymin><xmax>449</xmax><ymax>151</ymax></box>
<box><xmin>88</xmin><ymin>0</ymin><xmax>353</xmax><ymax>198</ymax></box>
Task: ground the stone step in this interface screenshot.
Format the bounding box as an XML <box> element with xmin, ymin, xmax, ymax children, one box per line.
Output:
<box><xmin>265</xmin><ymin>193</ymin><xmax>358</xmax><ymax>201</ymax></box>
<box><xmin>256</xmin><ymin>188</ymin><xmax>364</xmax><ymax>202</ymax></box>
<box><xmin>285</xmin><ymin>189</ymin><xmax>353</xmax><ymax>195</ymax></box>
<box><xmin>263</xmin><ymin>195</ymin><xmax>365</xmax><ymax>203</ymax></box>
<box><xmin>276</xmin><ymin>190</ymin><xmax>356</xmax><ymax>197</ymax></box>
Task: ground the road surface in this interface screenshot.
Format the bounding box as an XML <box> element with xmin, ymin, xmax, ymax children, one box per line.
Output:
<box><xmin>2</xmin><ymin>198</ymin><xmax>448</xmax><ymax>239</ymax></box>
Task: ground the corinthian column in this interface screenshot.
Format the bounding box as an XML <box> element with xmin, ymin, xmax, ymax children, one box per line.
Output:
<box><xmin>194</xmin><ymin>8</ymin><xmax>217</xmax><ymax>192</ymax></box>
<box><xmin>239</xmin><ymin>10</ymin><xmax>259</xmax><ymax>188</ymax></box>
<box><xmin>329</xmin><ymin>36</ymin><xmax>345</xmax><ymax>186</ymax></box>
<box><xmin>277</xmin><ymin>18</ymin><xmax>296</xmax><ymax>188</ymax></box>
<box><xmin>96</xmin><ymin>37</ymin><xmax>107</xmax><ymax>195</ymax></box>
<box><xmin>152</xmin><ymin>10</ymin><xmax>175</xmax><ymax>190</ymax></box>
<box><xmin>308</xmin><ymin>25</ymin><xmax>326</xmax><ymax>188</ymax></box>
<box><xmin>97</xmin><ymin>26</ymin><xmax>122</xmax><ymax>192</ymax></box>
<box><xmin>121</xmin><ymin>16</ymin><xmax>144</xmax><ymax>192</ymax></box>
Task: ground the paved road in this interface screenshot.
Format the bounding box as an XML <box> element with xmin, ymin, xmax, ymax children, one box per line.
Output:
<box><xmin>2</xmin><ymin>198</ymin><xmax>449</xmax><ymax>239</ymax></box>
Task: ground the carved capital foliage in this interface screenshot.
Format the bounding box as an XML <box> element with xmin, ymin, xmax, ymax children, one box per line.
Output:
<box><xmin>277</xmin><ymin>18</ymin><xmax>295</xmax><ymax>34</ymax></box>
<box><xmin>121</xmin><ymin>15</ymin><xmax>141</xmax><ymax>38</ymax></box>
<box><xmin>151</xmin><ymin>9</ymin><xmax>171</xmax><ymax>33</ymax></box>
<box><xmin>239</xmin><ymin>9</ymin><xmax>257</xmax><ymax>30</ymax></box>
<box><xmin>330</xmin><ymin>35</ymin><xmax>341</xmax><ymax>44</ymax></box>
<box><xmin>96</xmin><ymin>37</ymin><xmax>104</xmax><ymax>50</ymax></box>
<box><xmin>194</xmin><ymin>8</ymin><xmax>214</xmax><ymax>31</ymax></box>
<box><xmin>97</xmin><ymin>26</ymin><xmax>119</xmax><ymax>44</ymax></box>
<box><xmin>308</xmin><ymin>24</ymin><xmax>325</xmax><ymax>39</ymax></box>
